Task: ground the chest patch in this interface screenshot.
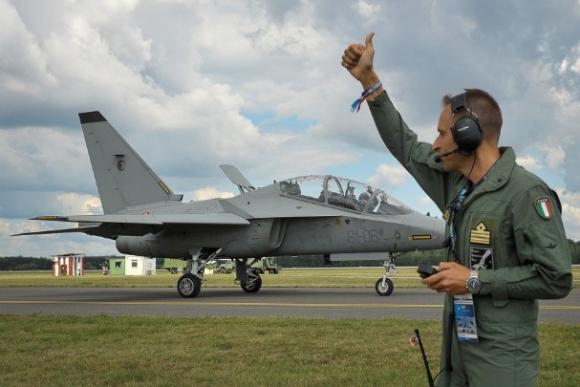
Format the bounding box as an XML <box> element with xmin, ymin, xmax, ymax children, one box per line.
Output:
<box><xmin>469</xmin><ymin>222</ymin><xmax>491</xmax><ymax>245</ymax></box>
<box><xmin>470</xmin><ymin>246</ymin><xmax>494</xmax><ymax>270</ymax></box>
<box><xmin>535</xmin><ymin>197</ymin><xmax>554</xmax><ymax>220</ymax></box>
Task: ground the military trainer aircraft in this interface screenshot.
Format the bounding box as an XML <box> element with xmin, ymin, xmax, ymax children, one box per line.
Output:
<box><xmin>14</xmin><ymin>111</ymin><xmax>445</xmax><ymax>297</ymax></box>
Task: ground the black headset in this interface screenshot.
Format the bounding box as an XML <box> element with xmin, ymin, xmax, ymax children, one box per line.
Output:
<box><xmin>450</xmin><ymin>92</ymin><xmax>482</xmax><ymax>153</ymax></box>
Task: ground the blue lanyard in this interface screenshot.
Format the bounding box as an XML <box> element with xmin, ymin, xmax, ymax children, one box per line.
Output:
<box><xmin>447</xmin><ymin>183</ymin><xmax>470</xmax><ymax>261</ymax></box>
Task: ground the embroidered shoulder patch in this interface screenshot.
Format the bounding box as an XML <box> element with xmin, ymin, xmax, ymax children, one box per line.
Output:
<box><xmin>535</xmin><ymin>197</ymin><xmax>553</xmax><ymax>220</ymax></box>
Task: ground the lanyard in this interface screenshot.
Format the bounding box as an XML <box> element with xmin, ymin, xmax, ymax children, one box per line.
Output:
<box><xmin>447</xmin><ymin>183</ymin><xmax>471</xmax><ymax>261</ymax></box>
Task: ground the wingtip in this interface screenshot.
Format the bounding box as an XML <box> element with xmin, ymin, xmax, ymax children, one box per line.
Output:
<box><xmin>78</xmin><ymin>111</ymin><xmax>106</xmax><ymax>124</ymax></box>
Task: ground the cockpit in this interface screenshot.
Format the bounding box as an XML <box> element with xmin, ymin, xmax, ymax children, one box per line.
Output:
<box><xmin>279</xmin><ymin>175</ymin><xmax>412</xmax><ymax>215</ymax></box>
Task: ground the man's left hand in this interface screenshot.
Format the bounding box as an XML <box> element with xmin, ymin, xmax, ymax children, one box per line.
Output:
<box><xmin>423</xmin><ymin>262</ymin><xmax>470</xmax><ymax>296</ymax></box>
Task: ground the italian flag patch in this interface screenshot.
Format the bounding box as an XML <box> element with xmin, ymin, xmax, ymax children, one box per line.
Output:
<box><xmin>535</xmin><ymin>197</ymin><xmax>553</xmax><ymax>220</ymax></box>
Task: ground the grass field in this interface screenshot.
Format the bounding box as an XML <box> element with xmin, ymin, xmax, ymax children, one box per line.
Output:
<box><xmin>1</xmin><ymin>266</ymin><xmax>579</xmax><ymax>289</ymax></box>
<box><xmin>0</xmin><ymin>314</ymin><xmax>578</xmax><ymax>387</ymax></box>
<box><xmin>1</xmin><ymin>268</ymin><xmax>578</xmax><ymax>386</ymax></box>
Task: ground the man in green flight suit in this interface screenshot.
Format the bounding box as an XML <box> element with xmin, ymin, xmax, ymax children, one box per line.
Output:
<box><xmin>341</xmin><ymin>33</ymin><xmax>572</xmax><ymax>387</ymax></box>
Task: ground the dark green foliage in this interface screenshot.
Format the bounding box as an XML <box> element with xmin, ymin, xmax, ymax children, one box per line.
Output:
<box><xmin>0</xmin><ymin>256</ymin><xmax>124</xmax><ymax>271</ymax></box>
<box><xmin>0</xmin><ymin>257</ymin><xmax>51</xmax><ymax>271</ymax></box>
<box><xmin>2</xmin><ymin>239</ymin><xmax>577</xmax><ymax>270</ymax></box>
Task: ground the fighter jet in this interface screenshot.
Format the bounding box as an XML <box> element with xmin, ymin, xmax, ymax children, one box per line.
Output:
<box><xmin>14</xmin><ymin>111</ymin><xmax>445</xmax><ymax>297</ymax></box>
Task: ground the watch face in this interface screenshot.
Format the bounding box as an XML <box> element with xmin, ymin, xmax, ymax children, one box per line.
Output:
<box><xmin>468</xmin><ymin>277</ymin><xmax>480</xmax><ymax>291</ymax></box>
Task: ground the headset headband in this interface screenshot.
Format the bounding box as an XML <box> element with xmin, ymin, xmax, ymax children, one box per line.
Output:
<box><xmin>451</xmin><ymin>92</ymin><xmax>479</xmax><ymax>119</ymax></box>
<box><xmin>451</xmin><ymin>93</ymin><xmax>468</xmax><ymax>114</ymax></box>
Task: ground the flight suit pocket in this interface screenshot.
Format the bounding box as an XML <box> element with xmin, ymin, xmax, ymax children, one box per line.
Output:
<box><xmin>464</xmin><ymin>322</ymin><xmax>538</xmax><ymax>387</ymax></box>
<box><xmin>492</xmin><ymin>297</ymin><xmax>509</xmax><ymax>308</ymax></box>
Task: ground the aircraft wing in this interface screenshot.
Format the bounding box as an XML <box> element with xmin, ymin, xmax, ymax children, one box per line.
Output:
<box><xmin>31</xmin><ymin>213</ymin><xmax>250</xmax><ymax>225</ymax></box>
<box><xmin>13</xmin><ymin>213</ymin><xmax>250</xmax><ymax>238</ymax></box>
<box><xmin>12</xmin><ymin>225</ymin><xmax>102</xmax><ymax>236</ymax></box>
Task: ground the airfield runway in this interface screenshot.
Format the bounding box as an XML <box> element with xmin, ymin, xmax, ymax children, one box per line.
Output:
<box><xmin>0</xmin><ymin>287</ymin><xmax>579</xmax><ymax>322</ymax></box>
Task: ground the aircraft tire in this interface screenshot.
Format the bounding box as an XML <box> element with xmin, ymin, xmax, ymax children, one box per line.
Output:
<box><xmin>241</xmin><ymin>275</ymin><xmax>262</xmax><ymax>293</ymax></box>
<box><xmin>177</xmin><ymin>273</ymin><xmax>202</xmax><ymax>298</ymax></box>
<box><xmin>375</xmin><ymin>278</ymin><xmax>394</xmax><ymax>296</ymax></box>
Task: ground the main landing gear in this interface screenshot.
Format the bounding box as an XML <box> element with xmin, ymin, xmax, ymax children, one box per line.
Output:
<box><xmin>375</xmin><ymin>254</ymin><xmax>397</xmax><ymax>296</ymax></box>
<box><xmin>176</xmin><ymin>252</ymin><xmax>264</xmax><ymax>298</ymax></box>
<box><xmin>235</xmin><ymin>258</ymin><xmax>262</xmax><ymax>294</ymax></box>
<box><xmin>177</xmin><ymin>248</ymin><xmax>222</xmax><ymax>298</ymax></box>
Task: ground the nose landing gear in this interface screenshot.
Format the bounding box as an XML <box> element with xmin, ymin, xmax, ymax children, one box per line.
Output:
<box><xmin>375</xmin><ymin>254</ymin><xmax>397</xmax><ymax>296</ymax></box>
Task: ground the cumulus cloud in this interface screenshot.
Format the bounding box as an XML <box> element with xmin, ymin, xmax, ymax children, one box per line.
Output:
<box><xmin>0</xmin><ymin>218</ymin><xmax>116</xmax><ymax>257</ymax></box>
<box><xmin>516</xmin><ymin>155</ymin><xmax>539</xmax><ymax>171</ymax></box>
<box><xmin>353</xmin><ymin>1</ymin><xmax>382</xmax><ymax>22</ymax></box>
<box><xmin>368</xmin><ymin>163</ymin><xmax>410</xmax><ymax>189</ymax></box>
<box><xmin>556</xmin><ymin>189</ymin><xmax>580</xmax><ymax>240</ymax></box>
<box><xmin>192</xmin><ymin>187</ymin><xmax>235</xmax><ymax>201</ymax></box>
<box><xmin>56</xmin><ymin>193</ymin><xmax>102</xmax><ymax>215</ymax></box>
<box><xmin>559</xmin><ymin>43</ymin><xmax>580</xmax><ymax>75</ymax></box>
<box><xmin>2</xmin><ymin>0</ymin><xmax>580</xmax><ymax>257</ymax></box>
<box><xmin>0</xmin><ymin>127</ymin><xmax>93</xmax><ymax>194</ymax></box>
<box><xmin>537</xmin><ymin>145</ymin><xmax>565</xmax><ymax>169</ymax></box>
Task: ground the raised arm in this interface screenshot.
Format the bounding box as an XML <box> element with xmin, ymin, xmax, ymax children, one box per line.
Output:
<box><xmin>342</xmin><ymin>33</ymin><xmax>455</xmax><ymax>211</ymax></box>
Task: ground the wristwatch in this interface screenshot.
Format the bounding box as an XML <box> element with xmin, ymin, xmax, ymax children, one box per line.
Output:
<box><xmin>466</xmin><ymin>270</ymin><xmax>481</xmax><ymax>294</ymax></box>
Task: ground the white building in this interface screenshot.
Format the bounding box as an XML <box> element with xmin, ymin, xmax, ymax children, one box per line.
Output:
<box><xmin>124</xmin><ymin>255</ymin><xmax>157</xmax><ymax>276</ymax></box>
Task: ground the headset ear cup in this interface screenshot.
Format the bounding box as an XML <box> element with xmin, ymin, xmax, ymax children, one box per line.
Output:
<box><xmin>452</xmin><ymin>117</ymin><xmax>482</xmax><ymax>152</ymax></box>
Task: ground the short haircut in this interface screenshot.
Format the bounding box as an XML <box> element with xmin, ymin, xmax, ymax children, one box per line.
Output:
<box><xmin>442</xmin><ymin>88</ymin><xmax>502</xmax><ymax>141</ymax></box>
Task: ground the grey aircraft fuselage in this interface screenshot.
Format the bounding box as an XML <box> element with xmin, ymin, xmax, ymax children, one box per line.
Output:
<box><xmin>113</xmin><ymin>182</ymin><xmax>445</xmax><ymax>259</ymax></box>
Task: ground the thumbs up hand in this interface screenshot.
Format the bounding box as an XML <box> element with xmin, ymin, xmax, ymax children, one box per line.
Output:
<box><xmin>342</xmin><ymin>32</ymin><xmax>377</xmax><ymax>85</ymax></box>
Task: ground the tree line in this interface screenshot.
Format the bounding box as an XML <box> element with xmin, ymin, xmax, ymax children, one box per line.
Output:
<box><xmin>1</xmin><ymin>240</ymin><xmax>579</xmax><ymax>271</ymax></box>
<box><xmin>0</xmin><ymin>256</ymin><xmax>115</xmax><ymax>271</ymax></box>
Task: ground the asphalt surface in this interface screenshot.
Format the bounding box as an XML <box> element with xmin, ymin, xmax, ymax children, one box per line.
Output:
<box><xmin>0</xmin><ymin>287</ymin><xmax>579</xmax><ymax>322</ymax></box>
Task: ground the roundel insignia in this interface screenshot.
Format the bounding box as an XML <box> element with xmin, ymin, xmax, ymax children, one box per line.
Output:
<box><xmin>535</xmin><ymin>197</ymin><xmax>553</xmax><ymax>220</ymax></box>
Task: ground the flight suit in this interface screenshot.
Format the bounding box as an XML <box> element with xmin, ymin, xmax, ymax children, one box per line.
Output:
<box><xmin>368</xmin><ymin>92</ymin><xmax>572</xmax><ymax>387</ymax></box>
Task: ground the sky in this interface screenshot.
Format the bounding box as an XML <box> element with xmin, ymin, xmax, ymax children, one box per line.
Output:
<box><xmin>1</xmin><ymin>0</ymin><xmax>580</xmax><ymax>257</ymax></box>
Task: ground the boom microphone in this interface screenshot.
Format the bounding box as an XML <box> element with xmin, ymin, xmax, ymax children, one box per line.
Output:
<box><xmin>434</xmin><ymin>148</ymin><xmax>459</xmax><ymax>163</ymax></box>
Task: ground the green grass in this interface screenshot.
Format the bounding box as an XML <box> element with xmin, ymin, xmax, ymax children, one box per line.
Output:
<box><xmin>1</xmin><ymin>266</ymin><xmax>578</xmax><ymax>289</ymax></box>
<box><xmin>0</xmin><ymin>315</ymin><xmax>578</xmax><ymax>387</ymax></box>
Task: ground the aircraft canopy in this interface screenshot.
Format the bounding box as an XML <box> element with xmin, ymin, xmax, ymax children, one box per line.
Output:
<box><xmin>279</xmin><ymin>175</ymin><xmax>412</xmax><ymax>215</ymax></box>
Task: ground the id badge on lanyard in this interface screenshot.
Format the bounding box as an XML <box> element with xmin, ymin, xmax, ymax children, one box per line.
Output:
<box><xmin>453</xmin><ymin>294</ymin><xmax>478</xmax><ymax>342</ymax></box>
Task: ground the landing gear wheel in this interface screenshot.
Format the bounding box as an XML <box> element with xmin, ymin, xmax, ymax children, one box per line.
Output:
<box><xmin>177</xmin><ymin>273</ymin><xmax>202</xmax><ymax>298</ymax></box>
<box><xmin>241</xmin><ymin>275</ymin><xmax>262</xmax><ymax>293</ymax></box>
<box><xmin>375</xmin><ymin>278</ymin><xmax>394</xmax><ymax>296</ymax></box>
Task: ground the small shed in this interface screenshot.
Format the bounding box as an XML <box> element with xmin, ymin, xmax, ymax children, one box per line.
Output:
<box><xmin>125</xmin><ymin>255</ymin><xmax>157</xmax><ymax>276</ymax></box>
<box><xmin>108</xmin><ymin>257</ymin><xmax>125</xmax><ymax>275</ymax></box>
<box><xmin>52</xmin><ymin>254</ymin><xmax>84</xmax><ymax>276</ymax></box>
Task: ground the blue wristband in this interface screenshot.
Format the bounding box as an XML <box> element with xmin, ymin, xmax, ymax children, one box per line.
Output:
<box><xmin>351</xmin><ymin>82</ymin><xmax>382</xmax><ymax>112</ymax></box>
